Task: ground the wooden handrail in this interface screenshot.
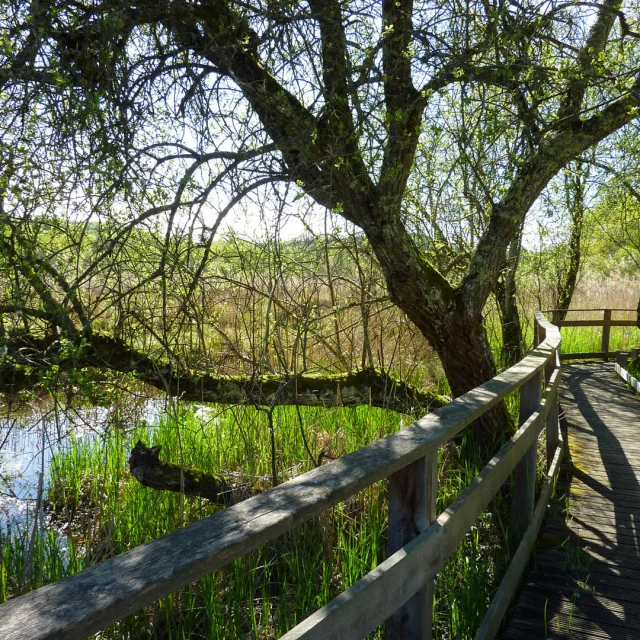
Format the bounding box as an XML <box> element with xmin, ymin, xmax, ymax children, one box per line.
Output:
<box><xmin>540</xmin><ymin>308</ymin><xmax>638</xmax><ymax>362</ymax></box>
<box><xmin>282</xmin><ymin>367</ymin><xmax>562</xmax><ymax>640</ymax></box>
<box><xmin>541</xmin><ymin>307</ymin><xmax>637</xmax><ymax>313</ymax></box>
<box><xmin>0</xmin><ymin>313</ymin><xmax>563</xmax><ymax>640</ymax></box>
<box><xmin>614</xmin><ymin>349</ymin><xmax>640</xmax><ymax>393</ymax></box>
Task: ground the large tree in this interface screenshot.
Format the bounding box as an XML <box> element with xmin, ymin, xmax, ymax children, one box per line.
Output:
<box><xmin>2</xmin><ymin>0</ymin><xmax>640</xmax><ymax>433</ymax></box>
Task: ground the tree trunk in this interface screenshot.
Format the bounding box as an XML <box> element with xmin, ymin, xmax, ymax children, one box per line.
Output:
<box><xmin>360</xmin><ymin>214</ymin><xmax>515</xmax><ymax>445</ymax></box>
<box><xmin>497</xmin><ymin>236</ymin><xmax>524</xmax><ymax>368</ymax></box>
<box><xmin>552</xmin><ymin>163</ymin><xmax>586</xmax><ymax>324</ymax></box>
<box><xmin>432</xmin><ymin>310</ymin><xmax>515</xmax><ymax>443</ymax></box>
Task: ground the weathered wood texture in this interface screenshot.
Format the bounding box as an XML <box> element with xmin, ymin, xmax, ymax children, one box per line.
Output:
<box><xmin>615</xmin><ymin>362</ymin><xmax>640</xmax><ymax>394</ymax></box>
<box><xmin>475</xmin><ymin>422</ymin><xmax>563</xmax><ymax>640</ymax></box>
<box><xmin>556</xmin><ymin>319</ymin><xmax>637</xmax><ymax>327</ymax></box>
<box><xmin>560</xmin><ymin>351</ymin><xmax>625</xmax><ymax>361</ymax></box>
<box><xmin>511</xmin><ymin>370</ymin><xmax>542</xmax><ymax>532</ymax></box>
<box><xmin>503</xmin><ymin>363</ymin><xmax>640</xmax><ymax>639</ymax></box>
<box><xmin>542</xmin><ymin>308</ymin><xmax>636</xmax><ymax>313</ymax></box>
<box><xmin>0</xmin><ymin>322</ymin><xmax>560</xmax><ymax>640</ymax></box>
<box><xmin>385</xmin><ymin>450</ymin><xmax>438</xmax><ymax>639</ymax></box>
<box><xmin>546</xmin><ymin>308</ymin><xmax>637</xmax><ymax>363</ymax></box>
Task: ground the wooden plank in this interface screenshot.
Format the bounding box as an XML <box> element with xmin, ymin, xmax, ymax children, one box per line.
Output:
<box><xmin>385</xmin><ymin>450</ymin><xmax>437</xmax><ymax>639</ymax></box>
<box><xmin>567</xmin><ymin>504</ymin><xmax>640</xmax><ymax>520</ymax></box>
<box><xmin>516</xmin><ymin>589</ymin><xmax>640</xmax><ymax>624</ymax></box>
<box><xmin>512</xmin><ymin>370</ymin><xmax>542</xmax><ymax>531</ymax></box>
<box><xmin>511</xmin><ymin>601</ymin><xmax>640</xmax><ymax>638</ymax></box>
<box><xmin>602</xmin><ymin>309</ymin><xmax>612</xmax><ymax>361</ymax></box>
<box><xmin>474</xmin><ymin>409</ymin><xmax>563</xmax><ymax>639</ymax></box>
<box><xmin>0</xmin><ymin>338</ymin><xmax>560</xmax><ymax>640</ymax></box>
<box><xmin>505</xmin><ymin>619</ymin><xmax>631</xmax><ymax>640</ymax></box>
<box><xmin>555</xmin><ymin>319</ymin><xmax>638</xmax><ymax>327</ymax></box>
<box><xmin>546</xmin><ymin>350</ymin><xmax>560</xmax><ymax>470</ymax></box>
<box><xmin>529</xmin><ymin>564</ymin><xmax>640</xmax><ymax>595</ymax></box>
<box><xmin>566</xmin><ymin>478</ymin><xmax>640</xmax><ymax>498</ymax></box>
<box><xmin>516</xmin><ymin>575</ymin><xmax>640</xmax><ymax>612</ymax></box>
<box><xmin>505</xmin><ymin>361</ymin><xmax>640</xmax><ymax>640</ymax></box>
<box><xmin>282</xmin><ymin>375</ymin><xmax>560</xmax><ymax>640</ymax></box>
<box><xmin>541</xmin><ymin>308</ymin><xmax>635</xmax><ymax>313</ymax></box>
<box><xmin>535</xmin><ymin>312</ymin><xmax>561</xmax><ymax>344</ymax></box>
<box><xmin>615</xmin><ymin>363</ymin><xmax>640</xmax><ymax>393</ymax></box>
<box><xmin>560</xmin><ymin>351</ymin><xmax>620</xmax><ymax>361</ymax></box>
<box><xmin>515</xmin><ymin>597</ymin><xmax>640</xmax><ymax>632</ymax></box>
<box><xmin>535</xmin><ymin>321</ymin><xmax>545</xmax><ymax>348</ymax></box>
<box><xmin>567</xmin><ymin>475</ymin><xmax>640</xmax><ymax>492</ymax></box>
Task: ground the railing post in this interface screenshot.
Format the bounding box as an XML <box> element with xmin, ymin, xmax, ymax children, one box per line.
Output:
<box><xmin>512</xmin><ymin>370</ymin><xmax>542</xmax><ymax>532</ymax></box>
<box><xmin>617</xmin><ymin>351</ymin><xmax>628</xmax><ymax>369</ymax></box>
<box><xmin>537</xmin><ymin>316</ymin><xmax>559</xmax><ymax>471</ymax></box>
<box><xmin>535</xmin><ymin>322</ymin><xmax>545</xmax><ymax>347</ymax></box>
<box><xmin>602</xmin><ymin>309</ymin><xmax>612</xmax><ymax>361</ymax></box>
<box><xmin>386</xmin><ymin>449</ymin><xmax>438</xmax><ymax>639</ymax></box>
<box><xmin>535</xmin><ymin>320</ymin><xmax>546</xmax><ymax>347</ymax></box>
<box><xmin>545</xmin><ymin>350</ymin><xmax>560</xmax><ymax>471</ymax></box>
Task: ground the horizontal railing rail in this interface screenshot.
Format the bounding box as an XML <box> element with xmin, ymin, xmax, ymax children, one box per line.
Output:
<box><xmin>540</xmin><ymin>308</ymin><xmax>638</xmax><ymax>361</ymax></box>
<box><xmin>0</xmin><ymin>313</ymin><xmax>563</xmax><ymax>640</ymax></box>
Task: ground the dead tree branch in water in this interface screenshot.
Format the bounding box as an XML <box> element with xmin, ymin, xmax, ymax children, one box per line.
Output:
<box><xmin>128</xmin><ymin>440</ymin><xmax>236</xmax><ymax>505</ymax></box>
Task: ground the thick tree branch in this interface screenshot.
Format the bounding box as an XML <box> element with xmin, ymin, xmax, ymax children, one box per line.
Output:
<box><xmin>461</xmin><ymin>79</ymin><xmax>640</xmax><ymax>317</ymax></box>
<box><xmin>379</xmin><ymin>0</ymin><xmax>423</xmax><ymax>211</ymax></box>
<box><xmin>0</xmin><ymin>334</ymin><xmax>448</xmax><ymax>414</ymax></box>
<box><xmin>557</xmin><ymin>0</ymin><xmax>621</xmax><ymax>125</ymax></box>
<box><xmin>164</xmin><ymin>0</ymin><xmax>377</xmax><ymax>226</ymax></box>
<box><xmin>307</xmin><ymin>0</ymin><xmax>352</xmax><ymax>123</ymax></box>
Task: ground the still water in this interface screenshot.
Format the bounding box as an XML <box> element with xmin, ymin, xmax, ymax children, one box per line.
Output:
<box><xmin>0</xmin><ymin>395</ymin><xmax>164</xmax><ymax>531</ymax></box>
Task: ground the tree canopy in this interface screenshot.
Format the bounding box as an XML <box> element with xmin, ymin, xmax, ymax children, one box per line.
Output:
<box><xmin>2</xmin><ymin>0</ymin><xmax>640</xmax><ymax>425</ymax></box>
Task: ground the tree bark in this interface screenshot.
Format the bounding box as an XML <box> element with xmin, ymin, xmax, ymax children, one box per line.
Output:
<box><xmin>0</xmin><ymin>334</ymin><xmax>448</xmax><ymax>413</ymax></box>
<box><xmin>356</xmin><ymin>212</ymin><xmax>515</xmax><ymax>440</ymax></box>
<box><xmin>7</xmin><ymin>0</ymin><xmax>640</xmax><ymax>450</ymax></box>
<box><xmin>428</xmin><ymin>310</ymin><xmax>515</xmax><ymax>440</ymax></box>
<box><xmin>552</xmin><ymin>165</ymin><xmax>586</xmax><ymax>324</ymax></box>
<box><xmin>497</xmin><ymin>236</ymin><xmax>524</xmax><ymax>368</ymax></box>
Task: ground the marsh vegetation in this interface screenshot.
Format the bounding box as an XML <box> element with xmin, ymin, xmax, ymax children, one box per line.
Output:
<box><xmin>2</xmin><ymin>0</ymin><xmax>640</xmax><ymax>637</ymax></box>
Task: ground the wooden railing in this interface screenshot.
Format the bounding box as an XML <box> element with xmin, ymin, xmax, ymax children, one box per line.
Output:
<box><xmin>0</xmin><ymin>313</ymin><xmax>563</xmax><ymax>640</ymax></box>
<box><xmin>615</xmin><ymin>348</ymin><xmax>640</xmax><ymax>393</ymax></box>
<box><xmin>542</xmin><ymin>308</ymin><xmax>638</xmax><ymax>361</ymax></box>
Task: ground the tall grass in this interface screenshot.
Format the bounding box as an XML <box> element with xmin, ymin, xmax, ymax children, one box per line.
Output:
<box><xmin>4</xmin><ymin>303</ymin><xmax>636</xmax><ymax>639</ymax></box>
<box><xmin>1</xmin><ymin>400</ymin><xmax>517</xmax><ymax>639</ymax></box>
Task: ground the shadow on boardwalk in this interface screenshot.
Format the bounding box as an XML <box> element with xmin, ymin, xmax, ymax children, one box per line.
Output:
<box><xmin>503</xmin><ymin>363</ymin><xmax>640</xmax><ymax>639</ymax></box>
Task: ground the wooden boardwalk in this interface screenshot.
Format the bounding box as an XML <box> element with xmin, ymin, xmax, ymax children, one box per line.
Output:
<box><xmin>503</xmin><ymin>363</ymin><xmax>640</xmax><ymax>639</ymax></box>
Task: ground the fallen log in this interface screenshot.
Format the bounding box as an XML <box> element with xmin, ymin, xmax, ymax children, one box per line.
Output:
<box><xmin>128</xmin><ymin>440</ymin><xmax>237</xmax><ymax>505</ymax></box>
<box><xmin>0</xmin><ymin>334</ymin><xmax>448</xmax><ymax>413</ymax></box>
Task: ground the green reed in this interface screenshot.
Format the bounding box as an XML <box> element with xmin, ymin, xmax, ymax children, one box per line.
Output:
<box><xmin>1</xmin><ymin>398</ymin><xmax>519</xmax><ymax>640</ymax></box>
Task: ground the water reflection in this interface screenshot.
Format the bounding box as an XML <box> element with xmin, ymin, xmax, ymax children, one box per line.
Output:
<box><xmin>0</xmin><ymin>395</ymin><xmax>164</xmax><ymax>530</ymax></box>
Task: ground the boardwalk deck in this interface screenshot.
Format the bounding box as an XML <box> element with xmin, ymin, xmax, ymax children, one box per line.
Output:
<box><xmin>503</xmin><ymin>363</ymin><xmax>640</xmax><ymax>639</ymax></box>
